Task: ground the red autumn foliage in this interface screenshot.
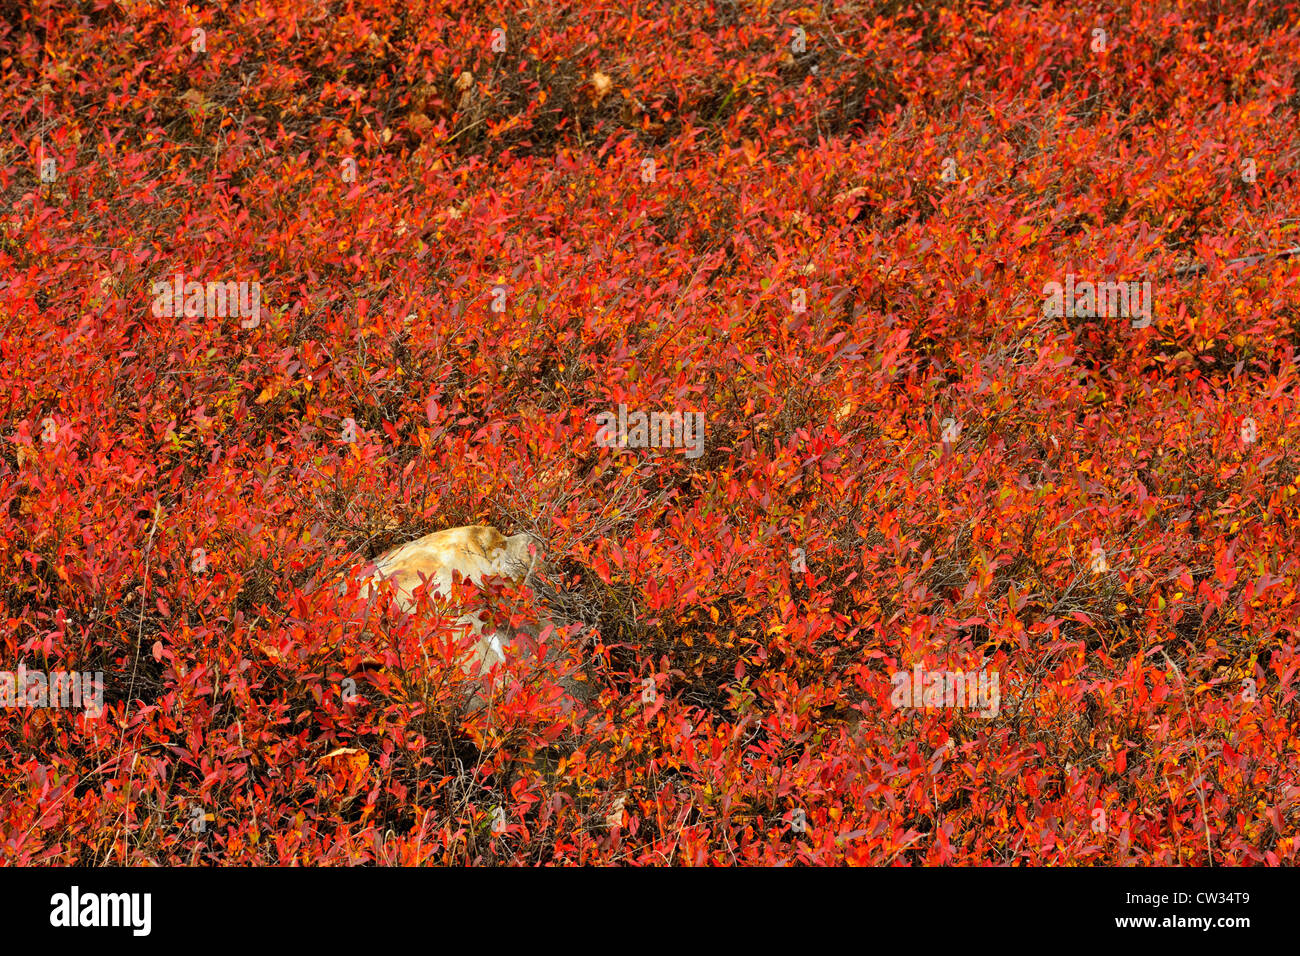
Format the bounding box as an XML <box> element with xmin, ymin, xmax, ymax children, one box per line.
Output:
<box><xmin>2</xmin><ymin>0</ymin><xmax>1299</xmax><ymax>865</ymax></box>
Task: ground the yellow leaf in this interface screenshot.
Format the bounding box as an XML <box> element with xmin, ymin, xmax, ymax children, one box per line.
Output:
<box><xmin>317</xmin><ymin>747</ymin><xmax>369</xmax><ymax>776</ymax></box>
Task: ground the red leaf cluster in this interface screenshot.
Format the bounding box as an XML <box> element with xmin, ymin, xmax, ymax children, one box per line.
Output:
<box><xmin>2</xmin><ymin>0</ymin><xmax>1299</xmax><ymax>865</ymax></box>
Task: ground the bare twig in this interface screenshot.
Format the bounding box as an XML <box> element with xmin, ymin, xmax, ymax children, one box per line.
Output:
<box><xmin>1171</xmin><ymin>245</ymin><xmax>1300</xmax><ymax>277</ymax></box>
